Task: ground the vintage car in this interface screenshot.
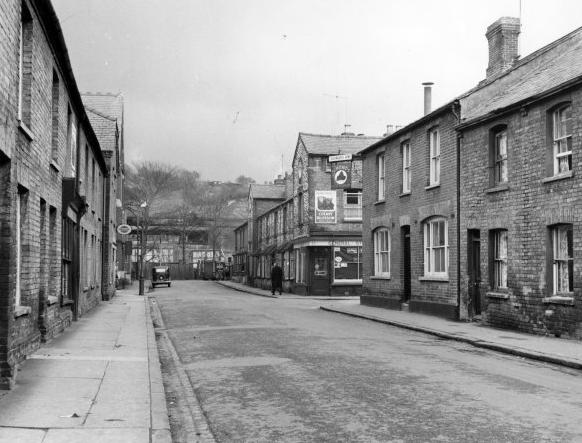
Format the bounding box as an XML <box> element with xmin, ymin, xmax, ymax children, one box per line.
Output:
<box><xmin>152</xmin><ymin>266</ymin><xmax>171</xmax><ymax>288</ymax></box>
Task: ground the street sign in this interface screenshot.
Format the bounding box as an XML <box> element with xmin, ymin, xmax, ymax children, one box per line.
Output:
<box><xmin>329</xmin><ymin>153</ymin><xmax>352</xmax><ymax>163</ymax></box>
<box><xmin>117</xmin><ymin>224</ymin><xmax>132</xmax><ymax>235</ymax></box>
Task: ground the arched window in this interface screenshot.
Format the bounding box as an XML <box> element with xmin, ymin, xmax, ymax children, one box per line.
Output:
<box><xmin>373</xmin><ymin>228</ymin><xmax>390</xmax><ymax>276</ymax></box>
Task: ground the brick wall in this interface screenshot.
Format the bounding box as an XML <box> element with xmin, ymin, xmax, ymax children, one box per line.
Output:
<box><xmin>362</xmin><ymin>109</ymin><xmax>459</xmax><ymax>319</ymax></box>
<box><xmin>460</xmin><ymin>87</ymin><xmax>582</xmax><ymax>338</ymax></box>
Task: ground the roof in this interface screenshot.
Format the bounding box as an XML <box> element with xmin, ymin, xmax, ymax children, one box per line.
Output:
<box><xmin>81</xmin><ymin>92</ymin><xmax>124</xmax><ymax>123</ymax></box>
<box><xmin>85</xmin><ymin>108</ymin><xmax>117</xmax><ymax>152</ymax></box>
<box><xmin>298</xmin><ymin>133</ymin><xmax>382</xmax><ymax>156</ymax></box>
<box><xmin>249</xmin><ymin>183</ymin><xmax>286</xmax><ymax>200</ymax></box>
<box><xmin>460</xmin><ymin>24</ymin><xmax>582</xmax><ymax>125</ymax></box>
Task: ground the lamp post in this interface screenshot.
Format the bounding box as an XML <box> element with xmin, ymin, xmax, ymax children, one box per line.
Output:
<box><xmin>138</xmin><ymin>201</ymin><xmax>148</xmax><ymax>295</ymax></box>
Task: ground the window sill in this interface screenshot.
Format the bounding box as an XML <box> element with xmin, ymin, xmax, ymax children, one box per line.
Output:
<box><xmin>425</xmin><ymin>183</ymin><xmax>440</xmax><ymax>191</ymax></box>
<box><xmin>83</xmin><ymin>286</ymin><xmax>89</xmax><ymax>292</ymax></box>
<box><xmin>17</xmin><ymin>120</ymin><xmax>34</xmax><ymax>141</ymax></box>
<box><xmin>542</xmin><ymin>171</ymin><xmax>574</xmax><ymax>184</ymax></box>
<box><xmin>49</xmin><ymin>160</ymin><xmax>61</xmax><ymax>172</ymax></box>
<box><xmin>14</xmin><ymin>305</ymin><xmax>32</xmax><ymax>318</ymax></box>
<box><xmin>374</xmin><ymin>200</ymin><xmax>385</xmax><ymax>205</ymax></box>
<box><xmin>370</xmin><ymin>275</ymin><xmax>391</xmax><ymax>280</ymax></box>
<box><xmin>419</xmin><ymin>276</ymin><xmax>449</xmax><ymax>282</ymax></box>
<box><xmin>332</xmin><ymin>280</ymin><xmax>362</xmax><ymax>286</ymax></box>
<box><xmin>543</xmin><ymin>295</ymin><xmax>574</xmax><ymax>306</ymax></box>
<box><xmin>399</xmin><ymin>191</ymin><xmax>411</xmax><ymax>198</ymax></box>
<box><xmin>486</xmin><ymin>291</ymin><xmax>510</xmax><ymax>300</ymax></box>
<box><xmin>485</xmin><ymin>183</ymin><xmax>509</xmax><ymax>194</ymax></box>
<box><xmin>47</xmin><ymin>296</ymin><xmax>59</xmax><ymax>306</ymax></box>
<box><xmin>62</xmin><ymin>299</ymin><xmax>74</xmax><ymax>306</ymax></box>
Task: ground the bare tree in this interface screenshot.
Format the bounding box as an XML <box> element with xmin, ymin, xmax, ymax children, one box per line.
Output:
<box><xmin>125</xmin><ymin>161</ymin><xmax>177</xmax><ymax>294</ymax></box>
<box><xmin>194</xmin><ymin>183</ymin><xmax>233</xmax><ymax>262</ymax></box>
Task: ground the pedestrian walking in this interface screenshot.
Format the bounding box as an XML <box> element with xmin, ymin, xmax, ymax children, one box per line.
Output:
<box><xmin>271</xmin><ymin>262</ymin><xmax>283</xmax><ymax>295</ymax></box>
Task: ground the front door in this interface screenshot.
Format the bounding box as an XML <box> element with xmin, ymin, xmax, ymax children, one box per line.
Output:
<box><xmin>401</xmin><ymin>226</ymin><xmax>411</xmax><ymax>302</ymax></box>
<box><xmin>310</xmin><ymin>247</ymin><xmax>330</xmax><ymax>295</ymax></box>
<box><xmin>467</xmin><ymin>230</ymin><xmax>482</xmax><ymax>316</ymax></box>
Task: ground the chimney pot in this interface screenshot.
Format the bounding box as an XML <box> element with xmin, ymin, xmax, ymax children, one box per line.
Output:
<box><xmin>486</xmin><ymin>17</ymin><xmax>520</xmax><ymax>78</ymax></box>
<box><xmin>422</xmin><ymin>82</ymin><xmax>434</xmax><ymax>115</ymax></box>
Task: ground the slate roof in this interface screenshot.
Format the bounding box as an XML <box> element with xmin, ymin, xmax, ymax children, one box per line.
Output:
<box><xmin>298</xmin><ymin>133</ymin><xmax>382</xmax><ymax>156</ymax></box>
<box><xmin>460</xmin><ymin>25</ymin><xmax>582</xmax><ymax>125</ymax></box>
<box><xmin>82</xmin><ymin>92</ymin><xmax>124</xmax><ymax>123</ymax></box>
<box><xmin>85</xmin><ymin>108</ymin><xmax>117</xmax><ymax>152</ymax></box>
<box><xmin>249</xmin><ymin>183</ymin><xmax>286</xmax><ymax>200</ymax></box>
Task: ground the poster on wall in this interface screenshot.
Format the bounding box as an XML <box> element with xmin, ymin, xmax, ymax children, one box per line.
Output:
<box><xmin>315</xmin><ymin>190</ymin><xmax>337</xmax><ymax>224</ymax></box>
<box><xmin>331</xmin><ymin>161</ymin><xmax>352</xmax><ymax>189</ymax></box>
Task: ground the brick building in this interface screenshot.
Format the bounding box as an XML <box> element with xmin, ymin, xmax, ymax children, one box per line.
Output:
<box><xmin>0</xmin><ymin>0</ymin><xmax>108</xmax><ymax>388</ymax></box>
<box><xmin>232</xmin><ymin>221</ymin><xmax>248</xmax><ymax>283</ymax></box>
<box><xmin>457</xmin><ymin>20</ymin><xmax>582</xmax><ymax>337</ymax></box>
<box><xmin>247</xmin><ymin>182</ymin><xmax>286</xmax><ymax>285</ymax></box>
<box><xmin>359</xmin><ymin>100</ymin><xmax>461</xmax><ymax>318</ymax></box>
<box><xmin>290</xmin><ymin>133</ymin><xmax>380</xmax><ymax>295</ymax></box>
<box><xmin>83</xmin><ymin>92</ymin><xmax>126</xmax><ymax>300</ymax></box>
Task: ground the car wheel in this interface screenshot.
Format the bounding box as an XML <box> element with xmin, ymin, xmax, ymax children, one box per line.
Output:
<box><xmin>168</xmin><ymin>283</ymin><xmax>171</xmax><ymax>287</ymax></box>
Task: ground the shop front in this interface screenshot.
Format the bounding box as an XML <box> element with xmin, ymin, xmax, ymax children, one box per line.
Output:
<box><xmin>293</xmin><ymin>238</ymin><xmax>362</xmax><ymax>296</ymax></box>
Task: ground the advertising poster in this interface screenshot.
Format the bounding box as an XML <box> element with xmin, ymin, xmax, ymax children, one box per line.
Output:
<box><xmin>315</xmin><ymin>190</ymin><xmax>337</xmax><ymax>224</ymax></box>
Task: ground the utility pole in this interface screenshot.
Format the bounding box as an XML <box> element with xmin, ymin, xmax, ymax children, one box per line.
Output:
<box><xmin>138</xmin><ymin>201</ymin><xmax>147</xmax><ymax>295</ymax></box>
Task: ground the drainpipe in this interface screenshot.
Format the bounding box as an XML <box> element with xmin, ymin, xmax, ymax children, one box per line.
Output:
<box><xmin>453</xmin><ymin>100</ymin><xmax>462</xmax><ymax>320</ymax></box>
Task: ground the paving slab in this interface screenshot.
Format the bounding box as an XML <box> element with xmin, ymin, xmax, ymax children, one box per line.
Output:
<box><xmin>0</xmin><ymin>288</ymin><xmax>171</xmax><ymax>443</ymax></box>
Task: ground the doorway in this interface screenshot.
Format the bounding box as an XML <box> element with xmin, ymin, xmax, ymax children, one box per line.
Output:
<box><xmin>401</xmin><ymin>226</ymin><xmax>411</xmax><ymax>303</ymax></box>
<box><xmin>467</xmin><ymin>229</ymin><xmax>481</xmax><ymax>316</ymax></box>
<box><xmin>310</xmin><ymin>247</ymin><xmax>330</xmax><ymax>296</ymax></box>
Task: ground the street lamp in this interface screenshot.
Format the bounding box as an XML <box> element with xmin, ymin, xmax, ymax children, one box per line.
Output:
<box><xmin>138</xmin><ymin>201</ymin><xmax>148</xmax><ymax>295</ymax></box>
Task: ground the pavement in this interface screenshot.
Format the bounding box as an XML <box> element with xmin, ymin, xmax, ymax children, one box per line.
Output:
<box><xmin>0</xmin><ymin>285</ymin><xmax>170</xmax><ymax>443</ymax></box>
<box><xmin>218</xmin><ymin>280</ymin><xmax>582</xmax><ymax>371</ymax></box>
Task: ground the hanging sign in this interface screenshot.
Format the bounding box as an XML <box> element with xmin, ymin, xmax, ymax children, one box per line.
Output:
<box><xmin>117</xmin><ymin>224</ymin><xmax>132</xmax><ymax>235</ymax></box>
<box><xmin>315</xmin><ymin>190</ymin><xmax>337</xmax><ymax>224</ymax></box>
<box><xmin>331</xmin><ymin>161</ymin><xmax>352</xmax><ymax>189</ymax></box>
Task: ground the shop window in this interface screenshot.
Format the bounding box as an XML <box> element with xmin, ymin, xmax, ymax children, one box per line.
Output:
<box><xmin>333</xmin><ymin>246</ymin><xmax>362</xmax><ymax>281</ymax></box>
<box><xmin>423</xmin><ymin>218</ymin><xmax>448</xmax><ymax>277</ymax></box>
<box><xmin>373</xmin><ymin>228</ymin><xmax>390</xmax><ymax>277</ymax></box>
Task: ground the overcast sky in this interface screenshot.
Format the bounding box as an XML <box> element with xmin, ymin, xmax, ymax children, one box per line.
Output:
<box><xmin>52</xmin><ymin>0</ymin><xmax>582</xmax><ymax>183</ymax></box>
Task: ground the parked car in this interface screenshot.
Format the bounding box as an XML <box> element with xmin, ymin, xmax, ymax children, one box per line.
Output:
<box><xmin>152</xmin><ymin>266</ymin><xmax>171</xmax><ymax>288</ymax></box>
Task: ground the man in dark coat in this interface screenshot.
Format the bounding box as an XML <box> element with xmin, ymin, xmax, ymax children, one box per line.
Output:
<box><xmin>271</xmin><ymin>262</ymin><xmax>283</xmax><ymax>295</ymax></box>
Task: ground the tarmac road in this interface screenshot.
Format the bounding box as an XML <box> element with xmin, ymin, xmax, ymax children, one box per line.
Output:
<box><xmin>153</xmin><ymin>280</ymin><xmax>582</xmax><ymax>443</ymax></box>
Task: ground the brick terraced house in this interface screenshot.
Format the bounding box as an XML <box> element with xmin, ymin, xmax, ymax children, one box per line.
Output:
<box><xmin>457</xmin><ymin>19</ymin><xmax>582</xmax><ymax>337</ymax></box>
<box><xmin>0</xmin><ymin>0</ymin><xmax>110</xmax><ymax>388</ymax></box>
<box><xmin>359</xmin><ymin>17</ymin><xmax>582</xmax><ymax>338</ymax></box>
<box><xmin>83</xmin><ymin>92</ymin><xmax>127</xmax><ymax>295</ymax></box>
<box><xmin>359</xmin><ymin>99</ymin><xmax>461</xmax><ymax>318</ymax></box>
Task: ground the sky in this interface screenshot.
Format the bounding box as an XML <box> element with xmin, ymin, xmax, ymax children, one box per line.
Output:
<box><xmin>52</xmin><ymin>0</ymin><xmax>582</xmax><ymax>183</ymax></box>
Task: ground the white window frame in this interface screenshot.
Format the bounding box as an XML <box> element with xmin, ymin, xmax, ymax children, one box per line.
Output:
<box><xmin>402</xmin><ymin>142</ymin><xmax>411</xmax><ymax>193</ymax></box>
<box><xmin>377</xmin><ymin>153</ymin><xmax>385</xmax><ymax>201</ymax></box>
<box><xmin>553</xmin><ymin>105</ymin><xmax>572</xmax><ymax>175</ymax></box>
<box><xmin>552</xmin><ymin>225</ymin><xmax>573</xmax><ymax>294</ymax></box>
<box><xmin>15</xmin><ymin>193</ymin><xmax>22</xmax><ymax>306</ymax></box>
<box><xmin>493</xmin><ymin>230</ymin><xmax>508</xmax><ymax>289</ymax></box>
<box><xmin>343</xmin><ymin>191</ymin><xmax>362</xmax><ymax>221</ymax></box>
<box><xmin>423</xmin><ymin>218</ymin><xmax>448</xmax><ymax>277</ymax></box>
<box><xmin>494</xmin><ymin>130</ymin><xmax>508</xmax><ymax>184</ymax></box>
<box><xmin>429</xmin><ymin>129</ymin><xmax>440</xmax><ymax>186</ymax></box>
<box><xmin>373</xmin><ymin>228</ymin><xmax>390</xmax><ymax>277</ymax></box>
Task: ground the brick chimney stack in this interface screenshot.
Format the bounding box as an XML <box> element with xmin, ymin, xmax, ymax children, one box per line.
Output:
<box><xmin>486</xmin><ymin>17</ymin><xmax>521</xmax><ymax>78</ymax></box>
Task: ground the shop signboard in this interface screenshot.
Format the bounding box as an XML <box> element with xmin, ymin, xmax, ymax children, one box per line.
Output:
<box><xmin>315</xmin><ymin>190</ymin><xmax>337</xmax><ymax>224</ymax></box>
<box><xmin>331</xmin><ymin>161</ymin><xmax>352</xmax><ymax>189</ymax></box>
